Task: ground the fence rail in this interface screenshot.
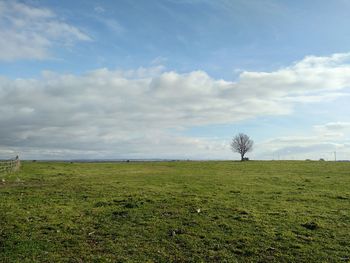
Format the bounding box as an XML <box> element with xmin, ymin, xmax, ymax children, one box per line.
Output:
<box><xmin>0</xmin><ymin>156</ymin><xmax>20</xmax><ymax>174</ymax></box>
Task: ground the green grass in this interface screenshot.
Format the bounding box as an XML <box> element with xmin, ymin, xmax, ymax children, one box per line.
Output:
<box><xmin>0</xmin><ymin>161</ymin><xmax>349</xmax><ymax>262</ymax></box>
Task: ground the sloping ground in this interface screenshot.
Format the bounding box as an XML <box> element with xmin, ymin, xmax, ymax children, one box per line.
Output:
<box><xmin>0</xmin><ymin>161</ymin><xmax>349</xmax><ymax>262</ymax></box>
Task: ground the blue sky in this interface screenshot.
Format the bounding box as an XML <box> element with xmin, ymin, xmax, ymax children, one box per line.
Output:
<box><xmin>1</xmin><ymin>0</ymin><xmax>350</xmax><ymax>160</ymax></box>
<box><xmin>4</xmin><ymin>0</ymin><xmax>350</xmax><ymax>78</ymax></box>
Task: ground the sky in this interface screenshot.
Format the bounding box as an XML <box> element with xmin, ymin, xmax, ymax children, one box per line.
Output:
<box><xmin>1</xmin><ymin>0</ymin><xmax>350</xmax><ymax>160</ymax></box>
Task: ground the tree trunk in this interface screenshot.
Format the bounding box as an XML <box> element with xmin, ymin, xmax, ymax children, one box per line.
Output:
<box><xmin>241</xmin><ymin>153</ymin><xmax>244</xmax><ymax>161</ymax></box>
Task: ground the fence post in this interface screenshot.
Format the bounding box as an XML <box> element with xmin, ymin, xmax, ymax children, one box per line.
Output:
<box><xmin>0</xmin><ymin>155</ymin><xmax>20</xmax><ymax>174</ymax></box>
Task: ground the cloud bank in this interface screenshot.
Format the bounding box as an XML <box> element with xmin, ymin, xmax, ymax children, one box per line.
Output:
<box><xmin>0</xmin><ymin>1</ymin><xmax>90</xmax><ymax>61</ymax></box>
<box><xmin>258</xmin><ymin>121</ymin><xmax>350</xmax><ymax>161</ymax></box>
<box><xmin>1</xmin><ymin>53</ymin><xmax>350</xmax><ymax>159</ymax></box>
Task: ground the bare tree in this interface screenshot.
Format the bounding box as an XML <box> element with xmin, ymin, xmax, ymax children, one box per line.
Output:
<box><xmin>231</xmin><ymin>133</ymin><xmax>253</xmax><ymax>161</ymax></box>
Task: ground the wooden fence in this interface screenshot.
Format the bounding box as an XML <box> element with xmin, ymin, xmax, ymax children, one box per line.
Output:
<box><xmin>0</xmin><ymin>156</ymin><xmax>20</xmax><ymax>174</ymax></box>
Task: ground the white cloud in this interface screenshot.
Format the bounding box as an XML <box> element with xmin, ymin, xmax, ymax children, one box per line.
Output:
<box><xmin>94</xmin><ymin>6</ymin><xmax>105</xmax><ymax>13</ymax></box>
<box><xmin>314</xmin><ymin>122</ymin><xmax>350</xmax><ymax>131</ymax></box>
<box><xmin>257</xmin><ymin>121</ymin><xmax>350</xmax><ymax>160</ymax></box>
<box><xmin>0</xmin><ymin>53</ymin><xmax>350</xmax><ymax>159</ymax></box>
<box><xmin>151</xmin><ymin>56</ymin><xmax>168</xmax><ymax>66</ymax></box>
<box><xmin>0</xmin><ymin>1</ymin><xmax>91</xmax><ymax>61</ymax></box>
<box><xmin>97</xmin><ymin>17</ymin><xmax>125</xmax><ymax>34</ymax></box>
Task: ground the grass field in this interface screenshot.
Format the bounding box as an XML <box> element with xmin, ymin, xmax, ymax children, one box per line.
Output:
<box><xmin>0</xmin><ymin>161</ymin><xmax>349</xmax><ymax>262</ymax></box>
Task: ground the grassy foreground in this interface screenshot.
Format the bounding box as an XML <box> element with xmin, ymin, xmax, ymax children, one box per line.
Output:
<box><xmin>0</xmin><ymin>161</ymin><xmax>349</xmax><ymax>262</ymax></box>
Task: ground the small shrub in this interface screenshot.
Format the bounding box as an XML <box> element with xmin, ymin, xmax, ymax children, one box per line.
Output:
<box><xmin>301</xmin><ymin>221</ymin><xmax>319</xmax><ymax>230</ymax></box>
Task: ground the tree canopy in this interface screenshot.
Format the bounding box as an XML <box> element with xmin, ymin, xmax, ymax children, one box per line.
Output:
<box><xmin>231</xmin><ymin>133</ymin><xmax>253</xmax><ymax>161</ymax></box>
